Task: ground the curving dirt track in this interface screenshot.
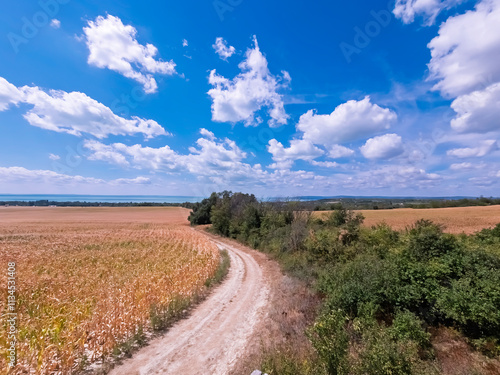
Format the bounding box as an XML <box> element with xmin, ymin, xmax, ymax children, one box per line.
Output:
<box><xmin>108</xmin><ymin>233</ymin><xmax>270</xmax><ymax>375</ymax></box>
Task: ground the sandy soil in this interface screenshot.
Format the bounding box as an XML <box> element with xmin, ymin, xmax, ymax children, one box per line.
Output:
<box><xmin>107</xmin><ymin>232</ymin><xmax>271</xmax><ymax>375</ymax></box>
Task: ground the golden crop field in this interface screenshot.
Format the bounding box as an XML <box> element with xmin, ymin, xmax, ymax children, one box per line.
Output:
<box><xmin>0</xmin><ymin>207</ymin><xmax>219</xmax><ymax>374</ymax></box>
<box><xmin>316</xmin><ymin>205</ymin><xmax>500</xmax><ymax>234</ymax></box>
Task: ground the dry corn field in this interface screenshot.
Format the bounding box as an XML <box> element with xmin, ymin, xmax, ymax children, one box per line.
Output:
<box><xmin>0</xmin><ymin>207</ymin><xmax>220</xmax><ymax>374</ymax></box>
<box><xmin>318</xmin><ymin>205</ymin><xmax>500</xmax><ymax>234</ymax></box>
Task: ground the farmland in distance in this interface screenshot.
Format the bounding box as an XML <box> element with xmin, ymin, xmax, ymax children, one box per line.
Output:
<box><xmin>316</xmin><ymin>205</ymin><xmax>500</xmax><ymax>234</ymax></box>
<box><xmin>359</xmin><ymin>206</ymin><xmax>500</xmax><ymax>234</ymax></box>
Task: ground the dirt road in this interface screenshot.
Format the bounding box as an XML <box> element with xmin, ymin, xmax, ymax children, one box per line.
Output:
<box><xmin>108</xmin><ymin>234</ymin><xmax>270</xmax><ymax>375</ymax></box>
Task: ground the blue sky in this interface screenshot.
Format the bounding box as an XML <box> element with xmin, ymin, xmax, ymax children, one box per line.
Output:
<box><xmin>1</xmin><ymin>0</ymin><xmax>499</xmax><ymax>197</ymax></box>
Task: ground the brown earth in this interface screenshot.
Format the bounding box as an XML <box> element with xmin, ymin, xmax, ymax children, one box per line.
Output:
<box><xmin>431</xmin><ymin>328</ymin><xmax>500</xmax><ymax>375</ymax></box>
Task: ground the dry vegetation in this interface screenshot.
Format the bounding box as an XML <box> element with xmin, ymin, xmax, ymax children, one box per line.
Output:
<box><xmin>0</xmin><ymin>207</ymin><xmax>219</xmax><ymax>374</ymax></box>
<box><xmin>317</xmin><ymin>205</ymin><xmax>500</xmax><ymax>234</ymax></box>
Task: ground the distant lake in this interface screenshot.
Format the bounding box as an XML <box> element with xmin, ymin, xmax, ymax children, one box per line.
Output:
<box><xmin>0</xmin><ymin>195</ymin><xmax>203</xmax><ymax>203</ymax></box>
<box><xmin>0</xmin><ymin>194</ymin><xmax>478</xmax><ymax>204</ymax></box>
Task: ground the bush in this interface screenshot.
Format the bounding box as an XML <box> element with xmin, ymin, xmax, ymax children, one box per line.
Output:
<box><xmin>362</xmin><ymin>223</ymin><xmax>400</xmax><ymax>258</ymax></box>
<box><xmin>390</xmin><ymin>310</ymin><xmax>431</xmax><ymax>350</ymax></box>
<box><xmin>288</xmin><ymin>212</ymin><xmax>310</xmax><ymax>252</ymax></box>
<box><xmin>476</xmin><ymin>223</ymin><xmax>500</xmax><ymax>244</ymax></box>
<box><xmin>405</xmin><ymin>220</ymin><xmax>459</xmax><ymax>261</ymax></box>
<box><xmin>307</xmin><ymin>310</ymin><xmax>349</xmax><ymax>375</ymax></box>
<box><xmin>355</xmin><ymin>324</ymin><xmax>418</xmax><ymax>375</ymax></box>
<box><xmin>486</xmin><ymin>223</ymin><xmax>500</xmax><ymax>237</ymax></box>
<box><xmin>304</xmin><ymin>228</ymin><xmax>344</xmax><ymax>261</ymax></box>
<box><xmin>327</xmin><ymin>207</ymin><xmax>349</xmax><ymax>227</ymax></box>
<box><xmin>392</xmin><ymin>223</ymin><xmax>500</xmax><ymax>339</ymax></box>
<box><xmin>318</xmin><ymin>255</ymin><xmax>397</xmax><ymax>317</ymax></box>
<box><xmin>435</xmin><ymin>266</ymin><xmax>500</xmax><ymax>337</ymax></box>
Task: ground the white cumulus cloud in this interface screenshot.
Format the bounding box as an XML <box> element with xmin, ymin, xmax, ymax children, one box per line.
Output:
<box><xmin>328</xmin><ymin>145</ymin><xmax>355</xmax><ymax>159</ymax></box>
<box><xmin>428</xmin><ymin>0</ymin><xmax>500</xmax><ymax>98</ymax></box>
<box><xmin>84</xmin><ymin>140</ymin><xmax>178</xmax><ymax>169</ymax></box>
<box><xmin>213</xmin><ymin>37</ymin><xmax>236</xmax><ymax>61</ymax></box>
<box><xmin>447</xmin><ymin>140</ymin><xmax>498</xmax><ymax>158</ymax></box>
<box><xmin>267</xmin><ymin>139</ymin><xmax>324</xmax><ymax>169</ymax></box>
<box><xmin>449</xmin><ymin>162</ymin><xmax>481</xmax><ymax>170</ymax></box>
<box><xmin>360</xmin><ymin>134</ymin><xmax>404</xmax><ymax>160</ymax></box>
<box><xmin>451</xmin><ymin>82</ymin><xmax>500</xmax><ymax>133</ymax></box>
<box><xmin>199</xmin><ymin>128</ymin><xmax>216</xmax><ymax>140</ymax></box>
<box><xmin>297</xmin><ymin>96</ymin><xmax>397</xmax><ymax>146</ymax></box>
<box><xmin>184</xmin><ymin>137</ymin><xmax>248</xmax><ymax>175</ymax></box>
<box><xmin>21</xmin><ymin>86</ymin><xmax>167</xmax><ymax>139</ymax></box>
<box><xmin>0</xmin><ymin>166</ymin><xmax>152</xmax><ymax>187</ymax></box>
<box><xmin>0</xmin><ymin>76</ymin><xmax>167</xmax><ymax>139</ymax></box>
<box><xmin>84</xmin><ymin>133</ymin><xmax>248</xmax><ymax>177</ymax></box>
<box><xmin>310</xmin><ymin>160</ymin><xmax>339</xmax><ymax>168</ymax></box>
<box><xmin>0</xmin><ymin>166</ymin><xmax>104</xmax><ymax>185</ymax></box>
<box><xmin>82</xmin><ymin>135</ymin><xmax>330</xmax><ymax>191</ymax></box>
<box><xmin>0</xmin><ymin>77</ymin><xmax>24</xmax><ymax>111</ymax></box>
<box><xmin>83</xmin><ymin>14</ymin><xmax>176</xmax><ymax>94</ymax></box>
<box><xmin>208</xmin><ymin>36</ymin><xmax>290</xmax><ymax>127</ymax></box>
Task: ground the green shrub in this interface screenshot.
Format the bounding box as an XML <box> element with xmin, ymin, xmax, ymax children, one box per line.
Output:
<box><xmin>341</xmin><ymin>213</ymin><xmax>365</xmax><ymax>245</ymax></box>
<box><xmin>435</xmin><ymin>270</ymin><xmax>500</xmax><ymax>337</ymax></box>
<box><xmin>395</xmin><ymin>226</ymin><xmax>500</xmax><ymax>338</ymax></box>
<box><xmin>362</xmin><ymin>223</ymin><xmax>400</xmax><ymax>258</ymax></box>
<box><xmin>392</xmin><ymin>255</ymin><xmax>453</xmax><ymax>317</ymax></box>
<box><xmin>327</xmin><ymin>207</ymin><xmax>349</xmax><ymax>227</ymax></box>
<box><xmin>307</xmin><ymin>309</ymin><xmax>349</xmax><ymax>375</ymax></box>
<box><xmin>319</xmin><ymin>255</ymin><xmax>396</xmax><ymax>317</ymax></box>
<box><xmin>390</xmin><ymin>221</ymin><xmax>468</xmax><ymax>321</ymax></box>
<box><xmin>304</xmin><ymin>228</ymin><xmax>343</xmax><ymax>261</ymax></box>
<box><xmin>405</xmin><ymin>220</ymin><xmax>459</xmax><ymax>261</ymax></box>
<box><xmin>483</xmin><ymin>223</ymin><xmax>500</xmax><ymax>237</ymax></box>
<box><xmin>390</xmin><ymin>310</ymin><xmax>431</xmax><ymax>350</ymax></box>
<box><xmin>355</xmin><ymin>327</ymin><xmax>418</xmax><ymax>375</ymax></box>
<box><xmin>476</xmin><ymin>223</ymin><xmax>500</xmax><ymax>245</ymax></box>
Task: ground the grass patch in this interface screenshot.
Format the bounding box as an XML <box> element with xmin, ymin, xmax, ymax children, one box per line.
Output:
<box><xmin>205</xmin><ymin>249</ymin><xmax>230</xmax><ymax>287</ymax></box>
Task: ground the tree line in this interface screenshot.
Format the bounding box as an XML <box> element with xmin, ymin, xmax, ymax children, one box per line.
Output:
<box><xmin>0</xmin><ymin>200</ymin><xmax>186</xmax><ymax>207</ymax></box>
